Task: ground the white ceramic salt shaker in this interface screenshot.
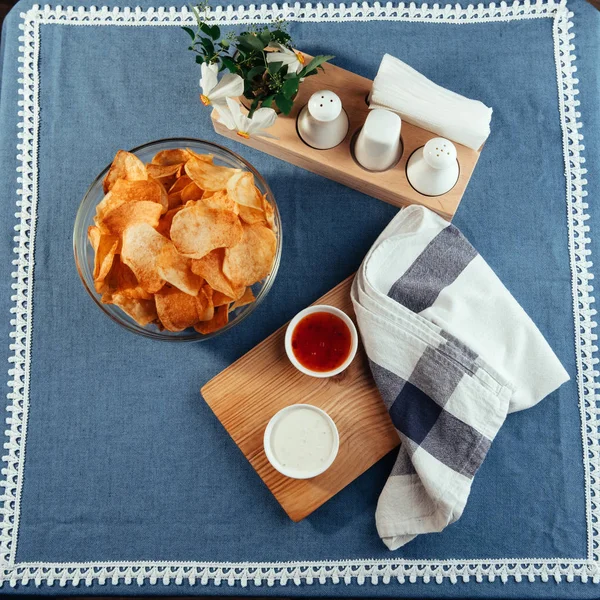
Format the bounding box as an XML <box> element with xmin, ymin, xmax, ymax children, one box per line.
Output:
<box><xmin>354</xmin><ymin>109</ymin><xmax>402</xmax><ymax>171</ymax></box>
<box><xmin>406</xmin><ymin>137</ymin><xmax>459</xmax><ymax>196</ymax></box>
<box><xmin>297</xmin><ymin>90</ymin><xmax>349</xmax><ymax>150</ymax></box>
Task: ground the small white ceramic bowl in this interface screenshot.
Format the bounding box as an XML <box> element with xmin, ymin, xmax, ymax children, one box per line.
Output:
<box><xmin>263</xmin><ymin>404</ymin><xmax>340</xmax><ymax>479</ymax></box>
<box><xmin>284</xmin><ymin>305</ymin><xmax>358</xmax><ymax>378</ymax></box>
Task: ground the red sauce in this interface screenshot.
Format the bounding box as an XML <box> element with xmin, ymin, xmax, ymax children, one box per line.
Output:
<box><xmin>291</xmin><ymin>311</ymin><xmax>352</xmax><ymax>372</ymax></box>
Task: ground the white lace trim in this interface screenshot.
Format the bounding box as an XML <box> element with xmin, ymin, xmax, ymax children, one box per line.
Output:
<box><xmin>3</xmin><ymin>0</ymin><xmax>594</xmax><ymax>588</ymax></box>
<box><xmin>27</xmin><ymin>0</ymin><xmax>565</xmax><ymax>24</ymax></box>
<box><xmin>0</xmin><ymin>560</ymin><xmax>599</xmax><ymax>587</ymax></box>
<box><xmin>4</xmin><ymin>4</ymin><xmax>39</xmax><ymax>572</ymax></box>
<box><xmin>552</xmin><ymin>8</ymin><xmax>597</xmax><ymax>563</ymax></box>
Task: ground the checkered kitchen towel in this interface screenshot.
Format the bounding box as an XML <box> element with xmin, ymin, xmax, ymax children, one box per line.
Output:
<box><xmin>351</xmin><ymin>206</ymin><xmax>569</xmax><ymax>550</ymax></box>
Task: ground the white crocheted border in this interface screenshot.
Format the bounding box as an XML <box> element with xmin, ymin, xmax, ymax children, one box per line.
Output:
<box><xmin>3</xmin><ymin>0</ymin><xmax>595</xmax><ymax>588</ymax></box>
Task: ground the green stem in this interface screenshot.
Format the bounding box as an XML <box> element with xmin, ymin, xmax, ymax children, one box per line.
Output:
<box><xmin>248</xmin><ymin>96</ymin><xmax>261</xmax><ymax>119</ymax></box>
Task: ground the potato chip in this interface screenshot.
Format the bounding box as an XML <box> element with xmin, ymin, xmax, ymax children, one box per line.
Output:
<box><xmin>190</xmin><ymin>248</ymin><xmax>239</xmax><ymax>298</ymax></box>
<box><xmin>146</xmin><ymin>163</ymin><xmax>182</xmax><ymax>180</ymax></box>
<box><xmin>180</xmin><ymin>182</ymin><xmax>204</xmax><ymax>203</ymax></box>
<box><xmin>227</xmin><ymin>171</ymin><xmax>262</xmax><ymax>209</ymax></box>
<box><xmin>263</xmin><ymin>195</ymin><xmax>276</xmax><ymax>230</ymax></box>
<box><xmin>96</xmin><ymin>179</ymin><xmax>166</xmax><ymax>225</ymax></box>
<box><xmin>185</xmin><ymin>149</ymin><xmax>214</xmax><ymax>163</ymax></box>
<box><xmin>155</xmin><ymin>206</ymin><xmax>184</xmax><ymax>239</ymax></box>
<box><xmin>88</xmin><ymin>226</ymin><xmax>119</xmax><ymax>291</ymax></box>
<box><xmin>211</xmin><ymin>292</ymin><xmax>231</xmax><ymax>307</ymax></box>
<box><xmin>108</xmin><ymin>260</ymin><xmax>153</xmax><ymax>300</ymax></box>
<box><xmin>121</xmin><ymin>222</ymin><xmax>171</xmax><ymax>293</ymax></box>
<box><xmin>106</xmin><ymin>292</ymin><xmax>158</xmax><ymax>326</ymax></box>
<box><xmin>94</xmin><ymin>190</ymin><xmax>127</xmax><ymax>225</ymax></box>
<box><xmin>152</xmin><ymin>148</ymin><xmax>192</xmax><ymax>166</ymax></box>
<box><xmin>101</xmin><ymin>259</ymin><xmax>152</xmax><ymax>301</ymax></box>
<box><xmin>103</xmin><ymin>150</ymin><xmax>147</xmax><ymax>194</ymax></box>
<box><xmin>171</xmin><ymin>202</ymin><xmax>243</xmax><ymax>259</ymax></box>
<box><xmin>194</xmin><ymin>304</ymin><xmax>228</xmax><ymax>335</ymax></box>
<box><xmin>164</xmin><ymin>176</ymin><xmax>180</xmax><ymax>192</ymax></box>
<box><xmin>110</xmin><ymin>178</ymin><xmax>168</xmax><ymax>213</ymax></box>
<box><xmin>185</xmin><ymin>157</ymin><xmax>240</xmax><ymax>192</ymax></box>
<box><xmin>223</xmin><ymin>223</ymin><xmax>277</xmax><ymax>287</ymax></box>
<box><xmin>147</xmin><ymin>176</ymin><xmax>169</xmax><ymax>213</ymax></box>
<box><xmin>237</xmin><ymin>204</ymin><xmax>266</xmax><ymax>225</ymax></box>
<box><xmin>110</xmin><ymin>177</ymin><xmax>163</xmax><ymax>203</ymax></box>
<box><xmin>202</xmin><ymin>190</ymin><xmax>238</xmax><ymax>214</ymax></box>
<box><xmin>156</xmin><ymin>242</ymin><xmax>203</xmax><ymax>296</ymax></box>
<box><xmin>212</xmin><ymin>285</ymin><xmax>245</xmax><ymax>307</ymax></box>
<box><xmin>100</xmin><ymin>200</ymin><xmax>162</xmax><ymax>237</ymax></box>
<box><xmin>229</xmin><ymin>287</ymin><xmax>255</xmax><ymax>311</ymax></box>
<box><xmin>169</xmin><ymin>175</ymin><xmax>192</xmax><ymax>194</ymax></box>
<box><xmin>167</xmin><ymin>192</ymin><xmax>183</xmax><ymax>211</ymax></box>
<box><xmin>196</xmin><ymin>284</ymin><xmax>215</xmax><ymax>322</ymax></box>
<box><xmin>154</xmin><ymin>286</ymin><xmax>200</xmax><ymax>332</ymax></box>
<box><xmin>147</xmin><ymin>164</ymin><xmax>181</xmax><ymax>192</ymax></box>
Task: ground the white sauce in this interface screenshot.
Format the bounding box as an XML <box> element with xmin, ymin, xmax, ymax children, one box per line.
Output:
<box><xmin>270</xmin><ymin>407</ymin><xmax>335</xmax><ymax>474</ymax></box>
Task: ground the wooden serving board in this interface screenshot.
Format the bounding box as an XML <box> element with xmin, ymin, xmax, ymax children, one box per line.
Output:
<box><xmin>211</xmin><ymin>56</ymin><xmax>482</xmax><ymax>221</ymax></box>
<box><xmin>201</xmin><ymin>276</ymin><xmax>400</xmax><ymax>521</ymax></box>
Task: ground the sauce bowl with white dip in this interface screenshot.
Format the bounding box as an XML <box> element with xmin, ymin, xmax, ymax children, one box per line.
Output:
<box><xmin>263</xmin><ymin>404</ymin><xmax>340</xmax><ymax>479</ymax></box>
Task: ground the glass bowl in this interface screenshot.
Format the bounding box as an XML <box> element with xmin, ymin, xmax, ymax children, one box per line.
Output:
<box><xmin>73</xmin><ymin>138</ymin><xmax>282</xmax><ymax>342</ymax></box>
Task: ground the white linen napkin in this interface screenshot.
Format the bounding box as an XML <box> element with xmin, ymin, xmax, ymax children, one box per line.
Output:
<box><xmin>369</xmin><ymin>53</ymin><xmax>493</xmax><ymax>150</ymax></box>
<box><xmin>351</xmin><ymin>206</ymin><xmax>569</xmax><ymax>550</ymax></box>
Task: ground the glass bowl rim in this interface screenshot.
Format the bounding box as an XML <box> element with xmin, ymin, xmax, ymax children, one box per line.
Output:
<box><xmin>73</xmin><ymin>137</ymin><xmax>282</xmax><ymax>342</ymax></box>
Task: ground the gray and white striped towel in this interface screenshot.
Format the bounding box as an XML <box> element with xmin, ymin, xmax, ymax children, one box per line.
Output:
<box><xmin>351</xmin><ymin>205</ymin><xmax>569</xmax><ymax>550</ymax></box>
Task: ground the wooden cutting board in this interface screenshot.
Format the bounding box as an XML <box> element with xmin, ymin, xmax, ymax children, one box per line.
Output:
<box><xmin>201</xmin><ymin>276</ymin><xmax>400</xmax><ymax>522</ymax></box>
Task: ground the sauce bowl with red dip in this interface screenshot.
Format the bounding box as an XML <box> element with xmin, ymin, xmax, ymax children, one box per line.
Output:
<box><xmin>285</xmin><ymin>305</ymin><xmax>358</xmax><ymax>377</ymax></box>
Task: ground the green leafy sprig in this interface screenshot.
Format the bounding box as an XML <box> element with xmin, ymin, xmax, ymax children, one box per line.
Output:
<box><xmin>184</xmin><ymin>5</ymin><xmax>334</xmax><ymax>118</ymax></box>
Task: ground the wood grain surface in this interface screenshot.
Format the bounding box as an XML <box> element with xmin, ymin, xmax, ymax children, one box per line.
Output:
<box><xmin>201</xmin><ymin>275</ymin><xmax>400</xmax><ymax>521</ymax></box>
<box><xmin>211</xmin><ymin>55</ymin><xmax>481</xmax><ymax>220</ymax></box>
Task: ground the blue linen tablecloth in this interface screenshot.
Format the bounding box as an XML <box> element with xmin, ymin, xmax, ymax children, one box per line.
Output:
<box><xmin>0</xmin><ymin>0</ymin><xmax>599</xmax><ymax>596</ymax></box>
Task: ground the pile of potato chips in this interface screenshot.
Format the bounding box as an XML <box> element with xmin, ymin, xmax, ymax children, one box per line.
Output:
<box><xmin>88</xmin><ymin>148</ymin><xmax>277</xmax><ymax>334</ymax></box>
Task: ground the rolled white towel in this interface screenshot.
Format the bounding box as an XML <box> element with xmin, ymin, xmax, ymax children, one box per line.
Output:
<box><xmin>369</xmin><ymin>54</ymin><xmax>493</xmax><ymax>151</ymax></box>
<box><xmin>351</xmin><ymin>205</ymin><xmax>569</xmax><ymax>550</ymax></box>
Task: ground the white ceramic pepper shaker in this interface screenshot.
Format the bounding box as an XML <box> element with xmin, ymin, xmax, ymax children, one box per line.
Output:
<box><xmin>354</xmin><ymin>109</ymin><xmax>402</xmax><ymax>171</ymax></box>
<box><xmin>406</xmin><ymin>137</ymin><xmax>459</xmax><ymax>196</ymax></box>
<box><xmin>297</xmin><ymin>90</ymin><xmax>349</xmax><ymax>150</ymax></box>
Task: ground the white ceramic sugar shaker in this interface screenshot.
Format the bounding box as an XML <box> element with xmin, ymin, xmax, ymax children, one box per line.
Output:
<box><xmin>297</xmin><ymin>90</ymin><xmax>349</xmax><ymax>150</ymax></box>
<box><xmin>354</xmin><ymin>109</ymin><xmax>403</xmax><ymax>172</ymax></box>
<box><xmin>406</xmin><ymin>137</ymin><xmax>460</xmax><ymax>196</ymax></box>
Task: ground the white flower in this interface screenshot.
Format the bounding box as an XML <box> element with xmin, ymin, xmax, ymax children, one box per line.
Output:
<box><xmin>215</xmin><ymin>97</ymin><xmax>277</xmax><ymax>140</ymax></box>
<box><xmin>266</xmin><ymin>43</ymin><xmax>306</xmax><ymax>75</ymax></box>
<box><xmin>199</xmin><ymin>62</ymin><xmax>244</xmax><ymax>106</ymax></box>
